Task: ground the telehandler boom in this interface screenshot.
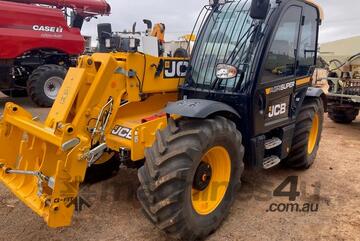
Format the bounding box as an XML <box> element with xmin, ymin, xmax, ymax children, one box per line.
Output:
<box><xmin>0</xmin><ymin>0</ymin><xmax>325</xmax><ymax>240</ymax></box>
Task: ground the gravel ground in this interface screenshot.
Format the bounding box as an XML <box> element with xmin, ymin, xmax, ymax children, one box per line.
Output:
<box><xmin>0</xmin><ymin>94</ymin><xmax>359</xmax><ymax>241</ymax></box>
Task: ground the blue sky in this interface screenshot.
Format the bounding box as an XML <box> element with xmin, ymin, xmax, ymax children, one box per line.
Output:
<box><xmin>81</xmin><ymin>0</ymin><xmax>360</xmax><ymax>44</ymax></box>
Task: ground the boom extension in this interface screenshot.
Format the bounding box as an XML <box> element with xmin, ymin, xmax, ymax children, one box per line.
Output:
<box><xmin>0</xmin><ymin>52</ymin><xmax>183</xmax><ymax>227</ymax></box>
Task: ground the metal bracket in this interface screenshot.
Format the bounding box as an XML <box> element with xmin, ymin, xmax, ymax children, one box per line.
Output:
<box><xmin>61</xmin><ymin>138</ymin><xmax>81</xmax><ymax>152</ymax></box>
<box><xmin>115</xmin><ymin>67</ymin><xmax>136</xmax><ymax>78</ymax></box>
<box><xmin>91</xmin><ymin>98</ymin><xmax>114</xmax><ymax>143</ymax></box>
<box><xmin>82</xmin><ymin>143</ymin><xmax>108</xmax><ymax>167</ymax></box>
<box><xmin>4</xmin><ymin>169</ymin><xmax>54</xmax><ymax>196</ymax></box>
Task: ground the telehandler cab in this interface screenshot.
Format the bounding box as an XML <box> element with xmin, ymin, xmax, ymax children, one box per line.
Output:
<box><xmin>0</xmin><ymin>0</ymin><xmax>325</xmax><ymax>240</ymax></box>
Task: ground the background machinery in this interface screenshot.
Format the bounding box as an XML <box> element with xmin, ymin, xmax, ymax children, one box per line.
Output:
<box><xmin>97</xmin><ymin>20</ymin><xmax>165</xmax><ymax>57</ymax></box>
<box><xmin>325</xmin><ymin>53</ymin><xmax>360</xmax><ymax>123</ymax></box>
<box><xmin>0</xmin><ymin>0</ymin><xmax>325</xmax><ymax>240</ymax></box>
<box><xmin>97</xmin><ymin>19</ymin><xmax>188</xmax><ymax>58</ymax></box>
<box><xmin>0</xmin><ymin>0</ymin><xmax>110</xmax><ymax>107</ymax></box>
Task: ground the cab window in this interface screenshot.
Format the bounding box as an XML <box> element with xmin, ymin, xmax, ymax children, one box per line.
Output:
<box><xmin>262</xmin><ymin>6</ymin><xmax>302</xmax><ymax>82</ymax></box>
<box><xmin>296</xmin><ymin>6</ymin><xmax>318</xmax><ymax>77</ymax></box>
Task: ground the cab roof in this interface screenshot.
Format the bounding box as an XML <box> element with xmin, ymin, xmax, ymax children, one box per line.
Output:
<box><xmin>305</xmin><ymin>0</ymin><xmax>324</xmax><ymax>21</ymax></box>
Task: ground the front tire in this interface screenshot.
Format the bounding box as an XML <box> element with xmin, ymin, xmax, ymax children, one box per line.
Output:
<box><xmin>27</xmin><ymin>64</ymin><xmax>67</xmax><ymax>107</ymax></box>
<box><xmin>283</xmin><ymin>98</ymin><xmax>324</xmax><ymax>169</ymax></box>
<box><xmin>137</xmin><ymin>117</ymin><xmax>244</xmax><ymax>241</ymax></box>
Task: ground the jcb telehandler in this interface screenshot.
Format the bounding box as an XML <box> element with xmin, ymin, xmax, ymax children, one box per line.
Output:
<box><xmin>0</xmin><ymin>0</ymin><xmax>325</xmax><ymax>240</ymax></box>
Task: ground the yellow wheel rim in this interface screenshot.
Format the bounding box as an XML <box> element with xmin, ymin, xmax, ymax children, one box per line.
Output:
<box><xmin>191</xmin><ymin>146</ymin><xmax>231</xmax><ymax>215</ymax></box>
<box><xmin>308</xmin><ymin>113</ymin><xmax>319</xmax><ymax>154</ymax></box>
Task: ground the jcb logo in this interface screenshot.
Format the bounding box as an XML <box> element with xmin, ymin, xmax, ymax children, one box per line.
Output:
<box><xmin>268</xmin><ymin>103</ymin><xmax>287</xmax><ymax>118</ymax></box>
<box><xmin>164</xmin><ymin>60</ymin><xmax>189</xmax><ymax>78</ymax></box>
<box><xmin>111</xmin><ymin>125</ymin><xmax>132</xmax><ymax>140</ymax></box>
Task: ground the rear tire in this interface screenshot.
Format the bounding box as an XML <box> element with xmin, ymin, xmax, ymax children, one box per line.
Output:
<box><xmin>27</xmin><ymin>64</ymin><xmax>67</xmax><ymax>107</ymax></box>
<box><xmin>283</xmin><ymin>98</ymin><xmax>324</xmax><ymax>169</ymax></box>
<box><xmin>328</xmin><ymin>108</ymin><xmax>358</xmax><ymax>124</ymax></box>
<box><xmin>173</xmin><ymin>48</ymin><xmax>189</xmax><ymax>58</ymax></box>
<box><xmin>137</xmin><ymin>117</ymin><xmax>244</xmax><ymax>241</ymax></box>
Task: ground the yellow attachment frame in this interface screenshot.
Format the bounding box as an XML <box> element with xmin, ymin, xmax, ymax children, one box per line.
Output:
<box><xmin>0</xmin><ymin>52</ymin><xmax>186</xmax><ymax>227</ymax></box>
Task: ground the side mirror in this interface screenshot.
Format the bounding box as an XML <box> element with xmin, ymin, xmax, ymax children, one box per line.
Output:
<box><xmin>143</xmin><ymin>19</ymin><xmax>153</xmax><ymax>35</ymax></box>
<box><xmin>97</xmin><ymin>23</ymin><xmax>113</xmax><ymax>53</ymax></box>
<box><xmin>250</xmin><ymin>0</ymin><xmax>270</xmax><ymax>20</ymax></box>
<box><xmin>132</xmin><ymin>22</ymin><xmax>137</xmax><ymax>34</ymax></box>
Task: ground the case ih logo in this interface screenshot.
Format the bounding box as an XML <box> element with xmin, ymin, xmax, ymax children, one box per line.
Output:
<box><xmin>32</xmin><ymin>25</ymin><xmax>63</xmax><ymax>33</ymax></box>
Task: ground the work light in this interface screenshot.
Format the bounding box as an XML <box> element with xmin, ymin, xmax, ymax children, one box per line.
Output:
<box><xmin>216</xmin><ymin>64</ymin><xmax>238</xmax><ymax>79</ymax></box>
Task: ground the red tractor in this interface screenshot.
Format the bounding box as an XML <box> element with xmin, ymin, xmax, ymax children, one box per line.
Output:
<box><xmin>0</xmin><ymin>0</ymin><xmax>110</xmax><ymax>107</ymax></box>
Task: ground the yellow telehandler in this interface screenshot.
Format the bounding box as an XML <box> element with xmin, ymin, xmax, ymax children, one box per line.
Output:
<box><xmin>0</xmin><ymin>0</ymin><xmax>325</xmax><ymax>240</ymax></box>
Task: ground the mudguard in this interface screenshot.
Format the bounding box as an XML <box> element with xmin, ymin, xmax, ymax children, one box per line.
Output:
<box><xmin>165</xmin><ymin>99</ymin><xmax>240</xmax><ymax>119</ymax></box>
<box><xmin>306</xmin><ymin>87</ymin><xmax>325</xmax><ymax>98</ymax></box>
<box><xmin>306</xmin><ymin>87</ymin><xmax>327</xmax><ymax>111</ymax></box>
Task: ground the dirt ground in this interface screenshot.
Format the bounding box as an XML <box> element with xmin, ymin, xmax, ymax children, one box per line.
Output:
<box><xmin>0</xmin><ymin>94</ymin><xmax>359</xmax><ymax>241</ymax></box>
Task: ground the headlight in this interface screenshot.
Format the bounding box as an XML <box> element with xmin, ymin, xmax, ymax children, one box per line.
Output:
<box><xmin>216</xmin><ymin>64</ymin><xmax>238</xmax><ymax>79</ymax></box>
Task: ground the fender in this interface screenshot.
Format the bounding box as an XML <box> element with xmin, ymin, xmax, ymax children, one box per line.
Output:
<box><xmin>306</xmin><ymin>87</ymin><xmax>324</xmax><ymax>98</ymax></box>
<box><xmin>165</xmin><ymin>99</ymin><xmax>240</xmax><ymax>119</ymax></box>
<box><xmin>306</xmin><ymin>87</ymin><xmax>327</xmax><ymax>112</ymax></box>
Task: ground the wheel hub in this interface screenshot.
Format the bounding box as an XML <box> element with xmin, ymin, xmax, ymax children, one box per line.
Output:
<box><xmin>191</xmin><ymin>146</ymin><xmax>231</xmax><ymax>215</ymax></box>
<box><xmin>43</xmin><ymin>76</ymin><xmax>63</xmax><ymax>100</ymax></box>
<box><xmin>193</xmin><ymin>162</ymin><xmax>212</xmax><ymax>191</ymax></box>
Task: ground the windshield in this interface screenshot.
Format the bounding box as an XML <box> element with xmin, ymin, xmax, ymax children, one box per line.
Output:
<box><xmin>189</xmin><ymin>1</ymin><xmax>254</xmax><ymax>90</ymax></box>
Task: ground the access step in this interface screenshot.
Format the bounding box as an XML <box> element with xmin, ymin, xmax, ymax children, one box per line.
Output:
<box><xmin>263</xmin><ymin>155</ymin><xmax>281</xmax><ymax>169</ymax></box>
<box><xmin>264</xmin><ymin>137</ymin><xmax>282</xmax><ymax>150</ymax></box>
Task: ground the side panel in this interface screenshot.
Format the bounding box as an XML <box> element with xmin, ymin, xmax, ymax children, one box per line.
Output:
<box><xmin>106</xmin><ymin>93</ymin><xmax>178</xmax><ymax>161</ymax></box>
<box><xmin>252</xmin><ymin>4</ymin><xmax>303</xmax><ymax>135</ymax></box>
<box><xmin>252</xmin><ymin>0</ymin><xmax>320</xmax><ymax>136</ymax></box>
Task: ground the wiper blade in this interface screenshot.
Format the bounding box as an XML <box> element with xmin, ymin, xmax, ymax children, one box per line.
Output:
<box><xmin>225</xmin><ymin>25</ymin><xmax>256</xmax><ymax>64</ymax></box>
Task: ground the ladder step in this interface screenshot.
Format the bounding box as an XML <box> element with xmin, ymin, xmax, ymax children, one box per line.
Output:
<box><xmin>263</xmin><ymin>155</ymin><xmax>281</xmax><ymax>169</ymax></box>
<box><xmin>264</xmin><ymin>137</ymin><xmax>282</xmax><ymax>150</ymax></box>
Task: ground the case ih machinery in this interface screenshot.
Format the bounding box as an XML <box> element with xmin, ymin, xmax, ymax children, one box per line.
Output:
<box><xmin>326</xmin><ymin>53</ymin><xmax>360</xmax><ymax>123</ymax></box>
<box><xmin>0</xmin><ymin>0</ymin><xmax>325</xmax><ymax>240</ymax></box>
<box><xmin>0</xmin><ymin>0</ymin><xmax>110</xmax><ymax>107</ymax></box>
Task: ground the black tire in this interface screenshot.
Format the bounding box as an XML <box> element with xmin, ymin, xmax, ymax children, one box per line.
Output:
<box><xmin>328</xmin><ymin>108</ymin><xmax>358</xmax><ymax>124</ymax></box>
<box><xmin>84</xmin><ymin>154</ymin><xmax>120</xmax><ymax>183</ymax></box>
<box><xmin>137</xmin><ymin>116</ymin><xmax>244</xmax><ymax>241</ymax></box>
<box><xmin>283</xmin><ymin>98</ymin><xmax>324</xmax><ymax>169</ymax></box>
<box><xmin>173</xmin><ymin>48</ymin><xmax>189</xmax><ymax>58</ymax></box>
<box><xmin>27</xmin><ymin>64</ymin><xmax>67</xmax><ymax>107</ymax></box>
<box><xmin>1</xmin><ymin>89</ymin><xmax>28</xmax><ymax>98</ymax></box>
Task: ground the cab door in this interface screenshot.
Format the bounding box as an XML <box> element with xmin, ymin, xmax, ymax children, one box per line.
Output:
<box><xmin>253</xmin><ymin>4</ymin><xmax>303</xmax><ymax>135</ymax></box>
